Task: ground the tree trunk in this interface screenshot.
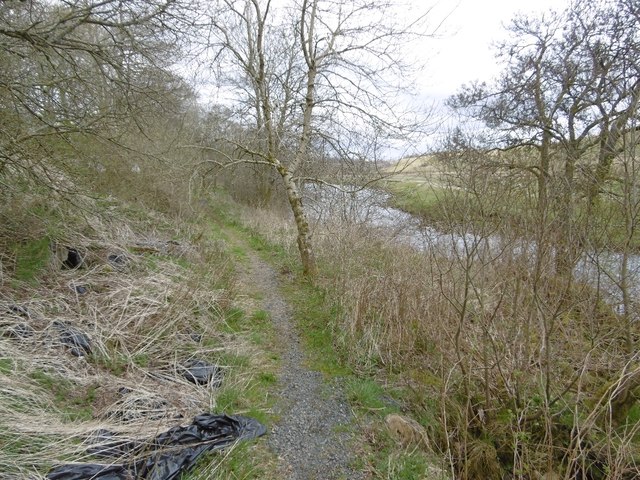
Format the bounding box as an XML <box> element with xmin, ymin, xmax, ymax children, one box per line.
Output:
<box><xmin>620</xmin><ymin>139</ymin><xmax>637</xmax><ymax>358</ymax></box>
<box><xmin>279</xmin><ymin>166</ymin><xmax>317</xmax><ymax>277</ymax></box>
<box><xmin>555</xmin><ymin>153</ymin><xmax>577</xmax><ymax>276</ymax></box>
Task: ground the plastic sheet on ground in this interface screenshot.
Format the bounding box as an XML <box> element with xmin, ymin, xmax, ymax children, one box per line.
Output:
<box><xmin>180</xmin><ymin>359</ymin><xmax>222</xmax><ymax>386</ymax></box>
<box><xmin>47</xmin><ymin>413</ymin><xmax>267</xmax><ymax>480</ymax></box>
<box><xmin>63</xmin><ymin>248</ymin><xmax>83</xmax><ymax>269</ymax></box>
<box><xmin>7</xmin><ymin>304</ymin><xmax>29</xmax><ymax>317</ymax></box>
<box><xmin>108</xmin><ymin>253</ymin><xmax>128</xmax><ymax>266</ymax></box>
<box><xmin>53</xmin><ymin>321</ymin><xmax>92</xmax><ymax>356</ymax></box>
<box><xmin>4</xmin><ymin>322</ymin><xmax>34</xmax><ymax>339</ymax></box>
<box><xmin>71</xmin><ymin>284</ymin><xmax>89</xmax><ymax>295</ymax></box>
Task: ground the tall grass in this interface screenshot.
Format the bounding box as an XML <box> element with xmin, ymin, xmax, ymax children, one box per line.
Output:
<box><xmin>236</xmin><ymin>163</ymin><xmax>640</xmax><ymax>479</ymax></box>
<box><xmin>0</xmin><ymin>159</ymin><xmax>285</xmax><ymax>478</ymax></box>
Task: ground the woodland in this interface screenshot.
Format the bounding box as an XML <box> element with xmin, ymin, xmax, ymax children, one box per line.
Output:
<box><xmin>1</xmin><ymin>0</ymin><xmax>640</xmax><ymax>479</ymax></box>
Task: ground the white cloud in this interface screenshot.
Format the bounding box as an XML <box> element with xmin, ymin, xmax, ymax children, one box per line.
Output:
<box><xmin>419</xmin><ymin>0</ymin><xmax>570</xmax><ymax>102</ymax></box>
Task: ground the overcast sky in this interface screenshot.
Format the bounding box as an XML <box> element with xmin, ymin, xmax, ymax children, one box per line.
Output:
<box><xmin>420</xmin><ymin>0</ymin><xmax>570</xmax><ymax>103</ymax></box>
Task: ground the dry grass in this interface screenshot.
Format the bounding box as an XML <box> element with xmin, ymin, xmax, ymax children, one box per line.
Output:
<box><xmin>0</xmin><ymin>196</ymin><xmax>271</xmax><ymax>478</ymax></box>
<box><xmin>318</xmin><ymin>223</ymin><xmax>640</xmax><ymax>477</ymax></box>
<box><xmin>238</xmin><ymin>203</ymin><xmax>298</xmax><ymax>250</ymax></box>
<box><xmin>237</xmin><ymin>188</ymin><xmax>640</xmax><ymax>478</ymax></box>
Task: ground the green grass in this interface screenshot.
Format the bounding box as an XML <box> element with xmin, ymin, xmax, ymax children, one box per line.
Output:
<box><xmin>210</xmin><ymin>442</ymin><xmax>270</xmax><ymax>479</ymax></box>
<box><xmin>247</xmin><ymin>310</ymin><xmax>271</xmax><ymax>346</ymax></box>
<box><xmin>182</xmin><ymin>441</ymin><xmax>271</xmax><ymax>479</ymax></box>
<box><xmin>627</xmin><ymin>402</ymin><xmax>640</xmax><ymax>421</ymax></box>
<box><xmin>384</xmin><ymin>168</ymin><xmax>640</xmax><ymax>252</ymax></box>
<box><xmin>283</xmin><ymin>281</ymin><xmax>350</xmax><ymax>376</ymax></box>
<box><xmin>223</xmin><ymin>306</ymin><xmax>246</xmax><ymax>332</ymax></box>
<box><xmin>585</xmin><ymin>198</ymin><xmax>640</xmax><ymax>251</ymax></box>
<box><xmin>246</xmin><ymin>232</ymin><xmax>273</xmax><ymax>253</ymax></box>
<box><xmin>0</xmin><ymin>358</ymin><xmax>13</xmax><ymax>374</ymax></box>
<box><xmin>0</xmin><ymin>426</ymin><xmax>59</xmax><ymax>474</ymax></box>
<box><xmin>90</xmin><ymin>352</ymin><xmax>128</xmax><ymax>376</ymax></box>
<box><xmin>230</xmin><ymin>245</ymin><xmax>248</xmax><ymax>261</ymax></box>
<box><xmin>221</xmin><ymin>308</ymin><xmax>275</xmax><ymax>349</ymax></box>
<box><xmin>384</xmin><ymin>181</ymin><xmax>445</xmax><ymax>219</ymax></box>
<box><xmin>207</xmin><ymin>196</ymin><xmax>288</xmax><ymax>263</ymax></box>
<box><xmin>12</xmin><ymin>237</ymin><xmax>51</xmax><ymax>283</ymax></box>
<box><xmin>215</xmin><ymin>386</ymin><xmax>243</xmax><ymax>413</ymax></box>
<box><xmin>343</xmin><ymin>375</ymin><xmax>446</xmax><ymax>477</ymax></box>
<box><xmin>214</xmin><ymin>354</ymin><xmax>277</xmax><ymax>427</ymax></box>
<box><xmin>218</xmin><ymin>351</ymin><xmax>251</xmax><ymax>369</ymax></box>
<box><xmin>132</xmin><ymin>353</ymin><xmax>150</xmax><ymax>368</ymax></box>
<box><xmin>250</xmin><ymin>309</ymin><xmax>270</xmax><ymax>325</ymax></box>
<box><xmin>29</xmin><ymin>370</ymin><xmax>96</xmax><ymax>421</ymax></box>
<box><xmin>346</xmin><ymin>378</ymin><xmax>399</xmax><ymax>415</ymax></box>
<box><xmin>145</xmin><ymin>252</ymin><xmax>191</xmax><ymax>271</ymax></box>
<box><xmin>385</xmin><ymin>451</ymin><xmax>447</xmax><ymax>479</ymax></box>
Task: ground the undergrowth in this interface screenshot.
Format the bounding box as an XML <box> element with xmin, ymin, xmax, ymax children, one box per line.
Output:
<box><xmin>230</xmin><ymin>187</ymin><xmax>640</xmax><ymax>479</ymax></box>
<box><xmin>0</xmin><ymin>189</ymin><xmax>279</xmax><ymax>478</ymax></box>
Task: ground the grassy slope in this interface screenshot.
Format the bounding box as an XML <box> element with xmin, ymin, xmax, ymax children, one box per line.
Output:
<box><xmin>0</xmin><ymin>186</ymin><xmax>449</xmax><ymax>478</ymax></box>
<box><xmin>0</xmin><ymin>194</ymin><xmax>282</xmax><ymax>479</ymax></box>
<box><xmin>379</xmin><ymin>155</ymin><xmax>453</xmax><ymax>223</ymax></box>
<box><xmin>382</xmin><ymin>154</ymin><xmax>640</xmax><ymax>251</ymax></box>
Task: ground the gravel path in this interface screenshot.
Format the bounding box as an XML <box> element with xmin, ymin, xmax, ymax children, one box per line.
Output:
<box><xmin>241</xmin><ymin>254</ymin><xmax>364</xmax><ymax>480</ymax></box>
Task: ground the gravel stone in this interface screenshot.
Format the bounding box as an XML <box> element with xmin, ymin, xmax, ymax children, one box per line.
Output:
<box><xmin>242</xmin><ymin>255</ymin><xmax>364</xmax><ymax>480</ymax></box>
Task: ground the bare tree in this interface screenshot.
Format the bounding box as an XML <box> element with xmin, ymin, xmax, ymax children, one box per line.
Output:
<box><xmin>201</xmin><ymin>0</ymin><xmax>434</xmax><ymax>276</ymax></box>
<box><xmin>0</xmin><ymin>0</ymin><xmax>192</xmax><ymax>193</ymax></box>
<box><xmin>440</xmin><ymin>2</ymin><xmax>640</xmax><ymax>475</ymax></box>
<box><xmin>449</xmin><ymin>0</ymin><xmax>640</xmax><ymax>276</ymax></box>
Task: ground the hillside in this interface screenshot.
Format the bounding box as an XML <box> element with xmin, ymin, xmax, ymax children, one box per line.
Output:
<box><xmin>3</xmin><ymin>0</ymin><xmax>640</xmax><ymax>478</ymax></box>
<box><xmin>0</xmin><ymin>190</ymin><xmax>446</xmax><ymax>479</ymax></box>
<box><xmin>0</xmin><ymin>194</ymin><xmax>276</xmax><ymax>477</ymax></box>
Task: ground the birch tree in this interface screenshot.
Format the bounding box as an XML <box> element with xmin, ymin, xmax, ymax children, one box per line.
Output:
<box><xmin>203</xmin><ymin>0</ymin><xmax>433</xmax><ymax>276</ymax></box>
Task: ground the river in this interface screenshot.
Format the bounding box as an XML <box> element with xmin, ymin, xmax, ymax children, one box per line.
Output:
<box><xmin>304</xmin><ymin>183</ymin><xmax>640</xmax><ymax>315</ymax></box>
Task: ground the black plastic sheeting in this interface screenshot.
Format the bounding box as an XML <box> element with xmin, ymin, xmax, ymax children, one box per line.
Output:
<box><xmin>47</xmin><ymin>413</ymin><xmax>266</xmax><ymax>480</ymax></box>
<box><xmin>4</xmin><ymin>322</ymin><xmax>34</xmax><ymax>339</ymax></box>
<box><xmin>180</xmin><ymin>359</ymin><xmax>222</xmax><ymax>386</ymax></box>
<box><xmin>63</xmin><ymin>248</ymin><xmax>83</xmax><ymax>269</ymax></box>
<box><xmin>53</xmin><ymin>321</ymin><xmax>92</xmax><ymax>356</ymax></box>
<box><xmin>108</xmin><ymin>254</ymin><xmax>128</xmax><ymax>266</ymax></box>
<box><xmin>7</xmin><ymin>304</ymin><xmax>30</xmax><ymax>317</ymax></box>
<box><xmin>48</xmin><ymin>464</ymin><xmax>130</xmax><ymax>480</ymax></box>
